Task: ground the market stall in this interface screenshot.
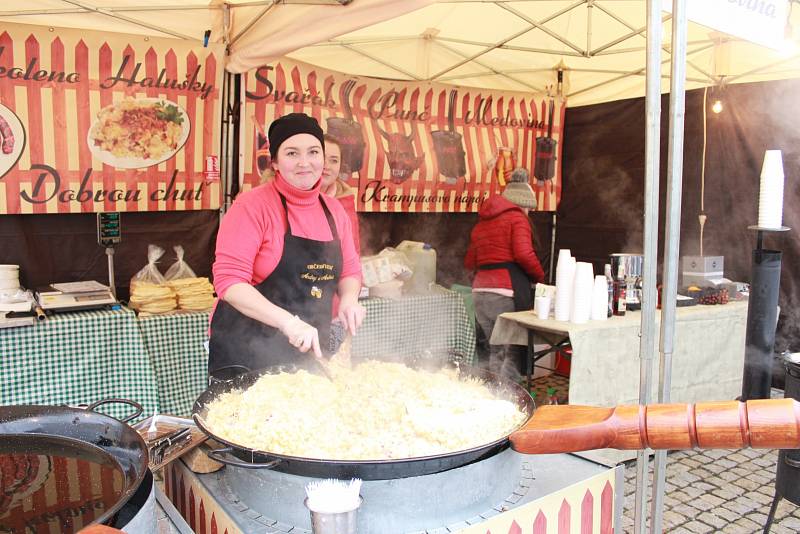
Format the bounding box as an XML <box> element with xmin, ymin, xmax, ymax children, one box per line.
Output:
<box><xmin>2</xmin><ymin>2</ymin><xmax>800</xmax><ymax>533</ymax></box>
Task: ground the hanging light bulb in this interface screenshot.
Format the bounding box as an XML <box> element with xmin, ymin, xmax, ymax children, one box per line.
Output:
<box><xmin>712</xmin><ymin>99</ymin><xmax>723</xmax><ymax>114</ymax></box>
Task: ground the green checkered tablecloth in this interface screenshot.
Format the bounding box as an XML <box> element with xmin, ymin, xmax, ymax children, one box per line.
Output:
<box><xmin>137</xmin><ymin>310</ymin><xmax>209</xmax><ymax>417</ymax></box>
<box><xmin>354</xmin><ymin>288</ymin><xmax>476</xmax><ymax>364</ymax></box>
<box><xmin>1</xmin><ymin>291</ymin><xmax>475</xmax><ymax>421</ymax></box>
<box><xmin>0</xmin><ymin>307</ymin><xmax>158</xmax><ymax>420</ymax></box>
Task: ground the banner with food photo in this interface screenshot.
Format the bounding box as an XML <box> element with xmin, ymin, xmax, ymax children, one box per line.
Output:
<box><xmin>243</xmin><ymin>58</ymin><xmax>565</xmax><ymax>213</ymax></box>
<box><xmin>0</xmin><ymin>22</ymin><xmax>224</xmax><ymax>215</ymax></box>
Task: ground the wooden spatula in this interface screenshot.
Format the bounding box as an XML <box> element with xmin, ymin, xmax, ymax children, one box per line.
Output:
<box><xmin>510</xmin><ymin>398</ymin><xmax>800</xmax><ymax>454</ymax></box>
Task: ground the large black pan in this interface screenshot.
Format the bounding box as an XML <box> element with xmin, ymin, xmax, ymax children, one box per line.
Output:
<box><xmin>0</xmin><ymin>400</ymin><xmax>149</xmax><ymax>530</ymax></box>
<box><xmin>193</xmin><ymin>359</ymin><xmax>534</xmax><ymax>480</ymax></box>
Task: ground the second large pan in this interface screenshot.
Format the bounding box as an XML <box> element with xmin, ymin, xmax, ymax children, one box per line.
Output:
<box><xmin>193</xmin><ymin>359</ymin><xmax>534</xmax><ymax>480</ymax></box>
<box><xmin>0</xmin><ymin>400</ymin><xmax>149</xmax><ymax>531</ymax></box>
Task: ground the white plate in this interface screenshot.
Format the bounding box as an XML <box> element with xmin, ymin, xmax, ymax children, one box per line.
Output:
<box><xmin>0</xmin><ymin>279</ymin><xmax>19</xmax><ymax>290</ymax></box>
<box><xmin>87</xmin><ymin>98</ymin><xmax>191</xmax><ymax>169</ymax></box>
<box><xmin>0</xmin><ymin>103</ymin><xmax>25</xmax><ymax>180</ymax></box>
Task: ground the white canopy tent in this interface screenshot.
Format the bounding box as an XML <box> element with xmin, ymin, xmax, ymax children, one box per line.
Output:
<box><xmin>2</xmin><ymin>0</ymin><xmax>800</xmax><ymax>106</ymax></box>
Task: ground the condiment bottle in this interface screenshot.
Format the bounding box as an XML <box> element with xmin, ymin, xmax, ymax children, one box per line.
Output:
<box><xmin>604</xmin><ymin>263</ymin><xmax>613</xmax><ymax>317</ymax></box>
<box><xmin>612</xmin><ymin>264</ymin><xmax>627</xmax><ymax>316</ymax></box>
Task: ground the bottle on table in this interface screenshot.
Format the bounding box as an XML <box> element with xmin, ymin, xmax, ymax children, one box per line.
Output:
<box><xmin>612</xmin><ymin>264</ymin><xmax>627</xmax><ymax>316</ymax></box>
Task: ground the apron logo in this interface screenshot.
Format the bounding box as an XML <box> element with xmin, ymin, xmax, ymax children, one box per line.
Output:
<box><xmin>310</xmin><ymin>286</ymin><xmax>322</xmax><ymax>299</ymax></box>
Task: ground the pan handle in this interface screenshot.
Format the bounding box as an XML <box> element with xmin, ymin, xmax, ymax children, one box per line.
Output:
<box><xmin>206</xmin><ymin>447</ymin><xmax>282</xmax><ymax>470</ymax></box>
<box><xmin>86</xmin><ymin>398</ymin><xmax>144</xmax><ymax>424</ymax></box>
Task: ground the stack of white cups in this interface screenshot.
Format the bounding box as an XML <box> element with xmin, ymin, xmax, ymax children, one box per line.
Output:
<box><xmin>758</xmin><ymin>150</ymin><xmax>785</xmax><ymax>229</ymax></box>
<box><xmin>554</xmin><ymin>249</ymin><xmax>574</xmax><ymax>321</ymax></box>
<box><xmin>0</xmin><ymin>265</ymin><xmax>20</xmax><ymax>292</ymax></box>
<box><xmin>570</xmin><ymin>262</ymin><xmax>594</xmax><ymax>324</ymax></box>
<box><xmin>591</xmin><ymin>275</ymin><xmax>609</xmax><ymax>321</ymax></box>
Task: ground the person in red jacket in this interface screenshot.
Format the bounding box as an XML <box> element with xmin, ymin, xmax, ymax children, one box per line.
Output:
<box><xmin>464</xmin><ymin>168</ymin><xmax>545</xmax><ymax>377</ymax></box>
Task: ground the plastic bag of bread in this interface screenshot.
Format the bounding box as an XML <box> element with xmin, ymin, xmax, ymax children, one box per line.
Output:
<box><xmin>164</xmin><ymin>245</ymin><xmax>197</xmax><ymax>281</ymax></box>
<box><xmin>129</xmin><ymin>245</ymin><xmax>176</xmax><ymax>314</ymax></box>
<box><xmin>130</xmin><ymin>244</ymin><xmax>167</xmax><ymax>286</ymax></box>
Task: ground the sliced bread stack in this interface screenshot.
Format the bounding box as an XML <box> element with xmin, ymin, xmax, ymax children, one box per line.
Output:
<box><xmin>166</xmin><ymin>277</ymin><xmax>216</xmax><ymax>311</ymax></box>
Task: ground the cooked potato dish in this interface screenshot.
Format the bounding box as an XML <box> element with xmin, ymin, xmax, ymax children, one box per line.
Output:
<box><xmin>203</xmin><ymin>360</ymin><xmax>527</xmax><ymax>460</ymax></box>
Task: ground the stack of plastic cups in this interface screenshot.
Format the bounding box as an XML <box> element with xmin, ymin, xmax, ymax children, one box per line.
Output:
<box><xmin>590</xmin><ymin>275</ymin><xmax>609</xmax><ymax>320</ymax></box>
<box><xmin>757</xmin><ymin>150</ymin><xmax>784</xmax><ymax>229</ymax></box>
<box><xmin>570</xmin><ymin>262</ymin><xmax>594</xmax><ymax>324</ymax></box>
<box><xmin>554</xmin><ymin>250</ymin><xmax>574</xmax><ymax>321</ymax></box>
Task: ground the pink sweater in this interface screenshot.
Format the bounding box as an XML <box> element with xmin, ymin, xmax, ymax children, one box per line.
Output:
<box><xmin>213</xmin><ymin>173</ymin><xmax>362</xmax><ymax>300</ymax></box>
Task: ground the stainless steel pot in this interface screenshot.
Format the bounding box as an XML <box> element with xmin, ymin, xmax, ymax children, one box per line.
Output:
<box><xmin>610</xmin><ymin>253</ymin><xmax>643</xmax><ymax>279</ymax></box>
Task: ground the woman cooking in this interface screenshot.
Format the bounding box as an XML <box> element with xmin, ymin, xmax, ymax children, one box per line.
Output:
<box><xmin>209</xmin><ymin>113</ymin><xmax>365</xmax><ymax>379</ymax></box>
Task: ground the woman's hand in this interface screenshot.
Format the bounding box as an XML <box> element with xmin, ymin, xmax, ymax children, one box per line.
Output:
<box><xmin>280</xmin><ymin>315</ymin><xmax>322</xmax><ymax>359</ymax></box>
<box><xmin>337</xmin><ymin>299</ymin><xmax>366</xmax><ymax>336</ymax></box>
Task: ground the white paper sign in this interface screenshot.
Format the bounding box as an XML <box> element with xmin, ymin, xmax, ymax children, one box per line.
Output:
<box><xmin>664</xmin><ymin>0</ymin><xmax>789</xmax><ymax>50</ymax></box>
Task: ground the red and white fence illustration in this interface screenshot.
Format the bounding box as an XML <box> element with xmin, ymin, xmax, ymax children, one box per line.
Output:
<box><xmin>244</xmin><ymin>59</ymin><xmax>565</xmax><ymax>213</ymax></box>
<box><xmin>166</xmin><ymin>460</ymin><xmax>618</xmax><ymax>534</ymax></box>
<box><xmin>0</xmin><ymin>22</ymin><xmax>224</xmax><ymax>215</ymax></box>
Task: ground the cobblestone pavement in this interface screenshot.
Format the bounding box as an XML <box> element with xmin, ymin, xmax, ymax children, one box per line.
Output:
<box><xmin>530</xmin><ymin>375</ymin><xmax>800</xmax><ymax>533</ymax></box>
<box><xmin>620</xmin><ymin>448</ymin><xmax>800</xmax><ymax>533</ymax></box>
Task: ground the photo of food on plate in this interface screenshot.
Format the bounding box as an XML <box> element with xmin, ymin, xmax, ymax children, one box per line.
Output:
<box><xmin>0</xmin><ymin>103</ymin><xmax>25</xmax><ymax>180</ymax></box>
<box><xmin>88</xmin><ymin>98</ymin><xmax>191</xmax><ymax>169</ymax></box>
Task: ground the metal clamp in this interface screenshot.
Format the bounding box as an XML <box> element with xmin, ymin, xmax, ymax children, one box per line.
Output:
<box><xmin>149</xmin><ymin>427</ymin><xmax>193</xmax><ymax>465</ymax></box>
<box><xmin>206</xmin><ymin>447</ymin><xmax>282</xmax><ymax>470</ymax></box>
<box><xmin>86</xmin><ymin>398</ymin><xmax>143</xmax><ymax>423</ymax></box>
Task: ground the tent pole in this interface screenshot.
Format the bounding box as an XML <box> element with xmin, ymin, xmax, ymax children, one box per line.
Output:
<box><xmin>237</xmin><ymin>76</ymin><xmax>247</xmax><ymax>198</ymax></box>
<box><xmin>650</xmin><ymin>0</ymin><xmax>688</xmax><ymax>532</ymax></box>
<box><xmin>548</xmin><ymin>213</ymin><xmax>557</xmax><ymax>285</ymax></box>
<box><xmin>220</xmin><ymin>71</ymin><xmax>234</xmax><ymax>218</ymax></box>
<box><xmin>633</xmin><ymin>0</ymin><xmax>662</xmax><ymax>532</ymax></box>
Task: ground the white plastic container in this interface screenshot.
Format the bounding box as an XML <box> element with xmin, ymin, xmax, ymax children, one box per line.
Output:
<box><xmin>396</xmin><ymin>241</ymin><xmax>437</xmax><ymax>295</ymax></box>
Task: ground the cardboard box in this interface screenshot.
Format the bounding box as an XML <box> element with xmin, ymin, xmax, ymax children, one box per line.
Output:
<box><xmin>682</xmin><ymin>255</ymin><xmax>724</xmax><ymax>287</ymax></box>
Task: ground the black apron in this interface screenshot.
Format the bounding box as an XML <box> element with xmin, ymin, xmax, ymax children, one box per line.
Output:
<box><xmin>208</xmin><ymin>193</ymin><xmax>342</xmax><ymax>379</ymax></box>
<box><xmin>478</xmin><ymin>262</ymin><xmax>534</xmax><ymax>312</ymax></box>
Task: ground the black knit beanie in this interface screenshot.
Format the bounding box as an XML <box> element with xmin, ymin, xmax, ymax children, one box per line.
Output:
<box><xmin>267</xmin><ymin>113</ymin><xmax>325</xmax><ymax>159</ymax></box>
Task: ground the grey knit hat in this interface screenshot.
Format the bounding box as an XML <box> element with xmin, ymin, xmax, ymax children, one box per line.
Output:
<box><xmin>502</xmin><ymin>168</ymin><xmax>537</xmax><ymax>210</ymax></box>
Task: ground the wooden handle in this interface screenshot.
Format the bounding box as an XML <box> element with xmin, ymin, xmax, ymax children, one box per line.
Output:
<box><xmin>509</xmin><ymin>399</ymin><xmax>800</xmax><ymax>455</ymax></box>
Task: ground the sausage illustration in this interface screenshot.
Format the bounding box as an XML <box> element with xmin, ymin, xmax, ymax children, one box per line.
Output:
<box><xmin>0</xmin><ymin>114</ymin><xmax>14</xmax><ymax>154</ymax></box>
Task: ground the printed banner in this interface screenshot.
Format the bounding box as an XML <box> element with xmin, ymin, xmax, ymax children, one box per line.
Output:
<box><xmin>243</xmin><ymin>58</ymin><xmax>564</xmax><ymax>213</ymax></box>
<box><xmin>0</xmin><ymin>22</ymin><xmax>224</xmax><ymax>215</ymax></box>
